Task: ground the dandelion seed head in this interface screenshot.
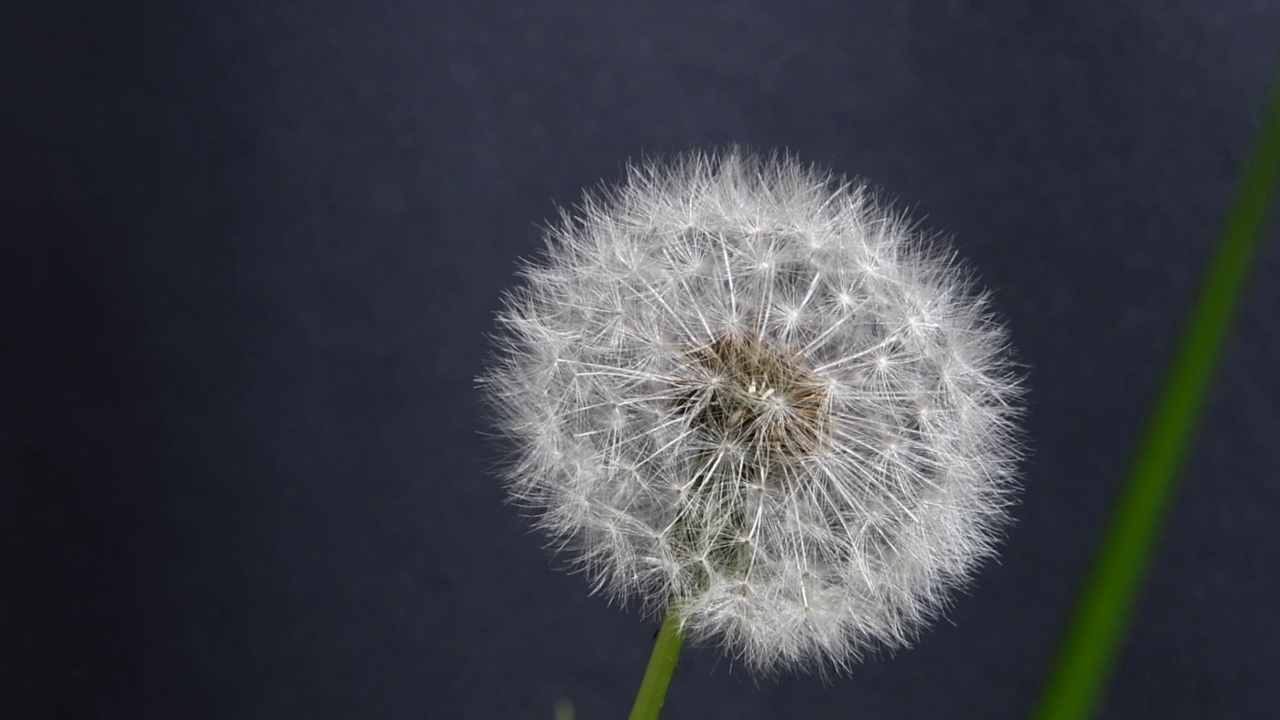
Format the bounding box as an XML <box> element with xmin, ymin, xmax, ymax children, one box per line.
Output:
<box><xmin>479</xmin><ymin>148</ymin><xmax>1024</xmax><ymax>674</ymax></box>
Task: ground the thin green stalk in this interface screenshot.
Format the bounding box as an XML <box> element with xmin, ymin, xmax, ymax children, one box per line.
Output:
<box><xmin>628</xmin><ymin>609</ymin><xmax>685</xmax><ymax>720</ymax></box>
<box><xmin>1036</xmin><ymin>66</ymin><xmax>1280</xmax><ymax>720</ymax></box>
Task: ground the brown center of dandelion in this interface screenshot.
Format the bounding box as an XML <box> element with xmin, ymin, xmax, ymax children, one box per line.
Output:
<box><xmin>673</xmin><ymin>333</ymin><xmax>829</xmax><ymax>462</ymax></box>
<box><xmin>664</xmin><ymin>332</ymin><xmax>830</xmax><ymax>587</ymax></box>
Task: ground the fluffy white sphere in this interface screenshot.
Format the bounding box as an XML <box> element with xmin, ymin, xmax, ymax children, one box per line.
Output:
<box><xmin>480</xmin><ymin>149</ymin><xmax>1024</xmax><ymax>674</ymax></box>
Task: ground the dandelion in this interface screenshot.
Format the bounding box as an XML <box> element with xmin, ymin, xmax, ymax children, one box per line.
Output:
<box><xmin>479</xmin><ymin>149</ymin><xmax>1023</xmax><ymax>682</ymax></box>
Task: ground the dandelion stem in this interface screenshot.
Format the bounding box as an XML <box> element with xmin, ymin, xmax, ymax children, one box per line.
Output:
<box><xmin>628</xmin><ymin>609</ymin><xmax>685</xmax><ymax>720</ymax></box>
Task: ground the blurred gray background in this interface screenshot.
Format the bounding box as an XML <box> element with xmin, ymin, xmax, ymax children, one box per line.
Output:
<box><xmin>3</xmin><ymin>2</ymin><xmax>1278</xmax><ymax>718</ymax></box>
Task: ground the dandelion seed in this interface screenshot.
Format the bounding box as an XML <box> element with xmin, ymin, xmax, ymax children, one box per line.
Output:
<box><xmin>479</xmin><ymin>148</ymin><xmax>1024</xmax><ymax>674</ymax></box>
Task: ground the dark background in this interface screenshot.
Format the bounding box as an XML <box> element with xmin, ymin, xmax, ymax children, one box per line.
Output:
<box><xmin>3</xmin><ymin>2</ymin><xmax>1278</xmax><ymax>718</ymax></box>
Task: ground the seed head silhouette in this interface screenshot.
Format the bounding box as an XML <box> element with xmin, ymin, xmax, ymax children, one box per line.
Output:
<box><xmin>480</xmin><ymin>148</ymin><xmax>1024</xmax><ymax>674</ymax></box>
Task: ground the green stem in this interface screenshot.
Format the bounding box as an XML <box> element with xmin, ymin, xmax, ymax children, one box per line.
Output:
<box><xmin>628</xmin><ymin>609</ymin><xmax>686</xmax><ymax>720</ymax></box>
<box><xmin>1036</xmin><ymin>65</ymin><xmax>1280</xmax><ymax>720</ymax></box>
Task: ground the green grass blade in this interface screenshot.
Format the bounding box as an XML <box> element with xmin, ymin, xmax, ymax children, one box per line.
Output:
<box><xmin>1036</xmin><ymin>66</ymin><xmax>1280</xmax><ymax>720</ymax></box>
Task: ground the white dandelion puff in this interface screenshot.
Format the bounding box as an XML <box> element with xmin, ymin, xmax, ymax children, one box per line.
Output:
<box><xmin>479</xmin><ymin>148</ymin><xmax>1024</xmax><ymax>674</ymax></box>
